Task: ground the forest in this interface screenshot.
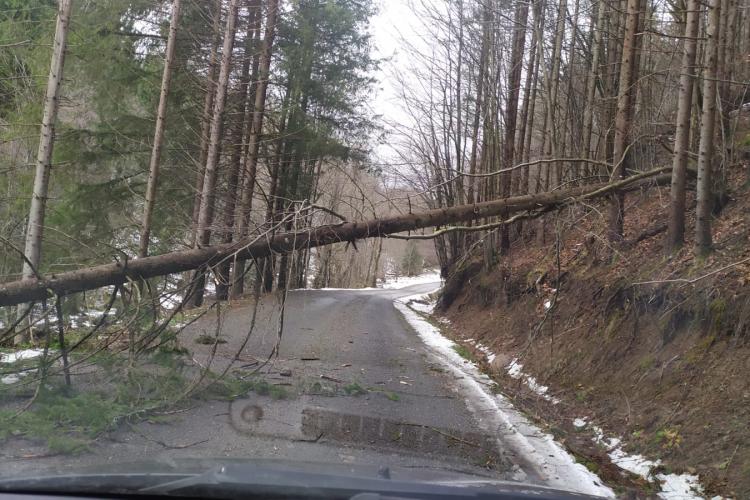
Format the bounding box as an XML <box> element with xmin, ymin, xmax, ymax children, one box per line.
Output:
<box><xmin>1</xmin><ymin>0</ymin><xmax>749</xmax><ymax>497</ymax></box>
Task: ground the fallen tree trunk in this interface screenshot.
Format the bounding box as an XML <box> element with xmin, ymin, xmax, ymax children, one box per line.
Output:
<box><xmin>0</xmin><ymin>169</ymin><xmax>672</xmax><ymax>306</ymax></box>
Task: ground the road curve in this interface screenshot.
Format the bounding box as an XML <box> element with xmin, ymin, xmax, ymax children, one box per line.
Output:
<box><xmin>2</xmin><ymin>281</ymin><xmax>580</xmax><ymax>491</ymax></box>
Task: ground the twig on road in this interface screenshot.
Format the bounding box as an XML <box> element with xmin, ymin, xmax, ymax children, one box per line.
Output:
<box><xmin>398</xmin><ymin>422</ymin><xmax>480</xmax><ymax>448</ymax></box>
<box><xmin>127</xmin><ymin>422</ymin><xmax>210</xmax><ymax>449</ymax></box>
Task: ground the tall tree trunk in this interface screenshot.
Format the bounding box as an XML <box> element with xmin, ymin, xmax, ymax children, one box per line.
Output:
<box><xmin>187</xmin><ymin>0</ymin><xmax>241</xmax><ymax>307</ymax></box>
<box><xmin>581</xmin><ymin>0</ymin><xmax>606</xmax><ymax>171</ymax></box>
<box><xmin>138</xmin><ymin>0</ymin><xmax>181</xmax><ymax>258</ymax></box>
<box><xmin>534</xmin><ymin>0</ymin><xmax>555</xmax><ymax>243</ymax></box>
<box><xmin>453</xmin><ymin>0</ymin><xmax>465</xmax><ymax>208</ymax></box>
<box><xmin>230</xmin><ymin>0</ymin><xmax>280</xmax><ymax>299</ymax></box>
<box><xmin>215</xmin><ymin>1</ymin><xmax>260</xmax><ymax>301</ymax></box>
<box><xmin>189</xmin><ymin>0</ymin><xmax>222</xmax><ymax>247</ymax></box>
<box><xmin>603</xmin><ymin>0</ymin><xmax>624</xmax><ymax>172</ymax></box>
<box><xmin>369</xmin><ymin>238</ymin><xmax>383</xmax><ymax>288</ymax></box>
<box><xmin>665</xmin><ymin>0</ymin><xmax>700</xmax><ymax>252</ymax></box>
<box><xmin>467</xmin><ymin>0</ymin><xmax>490</xmax><ymax>206</ymax></box>
<box><xmin>548</xmin><ymin>0</ymin><xmax>567</xmax><ymax>185</ymax></box>
<box><xmin>716</xmin><ymin>0</ymin><xmax>735</xmax><ymax>182</ymax></box>
<box><xmin>260</xmin><ymin>86</ymin><xmax>293</xmax><ymax>293</ymax></box>
<box><xmin>267</xmin><ymin>30</ymin><xmax>315</xmax><ymax>291</ymax></box>
<box><xmin>276</xmin><ymin>153</ymin><xmax>304</xmax><ymax>291</ymax></box>
<box><xmin>564</xmin><ymin>0</ymin><xmax>582</xmax><ymax>183</ymax></box>
<box><xmin>607</xmin><ymin>0</ymin><xmax>641</xmax><ymax>242</ymax></box>
<box><xmin>499</xmin><ymin>0</ymin><xmax>529</xmax><ymax>252</ymax></box>
<box><xmin>18</xmin><ymin>0</ymin><xmax>74</xmax><ymax>343</ymax></box>
<box><xmin>516</xmin><ymin>10</ymin><xmax>538</xmax><ymax>195</ymax></box>
<box><xmin>695</xmin><ymin>0</ymin><xmax>721</xmax><ymax>256</ymax></box>
<box><xmin>22</xmin><ymin>0</ymin><xmax>74</xmax><ymax>282</ymax></box>
<box><xmin>524</xmin><ymin>0</ymin><xmax>543</xmax><ymax>193</ymax></box>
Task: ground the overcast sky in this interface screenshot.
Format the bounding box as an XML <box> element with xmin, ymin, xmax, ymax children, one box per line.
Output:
<box><xmin>369</xmin><ymin>0</ymin><xmax>422</xmax><ymax>163</ymax></box>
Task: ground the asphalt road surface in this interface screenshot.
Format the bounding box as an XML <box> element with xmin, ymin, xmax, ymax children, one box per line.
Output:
<box><xmin>2</xmin><ymin>281</ymin><xmax>568</xmax><ymax>489</ymax></box>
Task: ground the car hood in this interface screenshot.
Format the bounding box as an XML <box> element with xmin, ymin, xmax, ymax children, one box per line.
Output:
<box><xmin>0</xmin><ymin>458</ymin><xmax>604</xmax><ymax>499</ymax></box>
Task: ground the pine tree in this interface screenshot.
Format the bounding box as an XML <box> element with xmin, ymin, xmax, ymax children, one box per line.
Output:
<box><xmin>138</xmin><ymin>0</ymin><xmax>181</xmax><ymax>259</ymax></box>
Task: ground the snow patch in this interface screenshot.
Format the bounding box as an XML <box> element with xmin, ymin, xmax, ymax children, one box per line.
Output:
<box><xmin>658</xmin><ymin>473</ymin><xmax>705</xmax><ymax>500</ymax></box>
<box><xmin>380</xmin><ymin>270</ymin><xmax>442</xmax><ymax>289</ymax></box>
<box><xmin>475</xmin><ymin>343</ymin><xmax>496</xmax><ymax>364</ymax></box>
<box><xmin>506</xmin><ymin>358</ymin><xmax>561</xmax><ymax>404</ymax></box>
<box><xmin>0</xmin><ymin>349</ymin><xmax>46</xmax><ymax>364</ymax></box>
<box><xmin>1</xmin><ymin>348</ymin><xmax>52</xmax><ymax>385</ymax></box>
<box><xmin>464</xmin><ymin>339</ymin><xmax>497</xmax><ymax>364</ymax></box>
<box><xmin>407</xmin><ymin>299</ymin><xmax>435</xmax><ymax>314</ymax></box>
<box><xmin>1</xmin><ymin>374</ymin><xmax>22</xmax><ymax>385</ymax></box>
<box><xmin>395</xmin><ymin>290</ymin><xmax>614</xmax><ymax>498</ymax></box>
<box><xmin>303</xmin><ymin>269</ymin><xmax>442</xmax><ymax>292</ymax></box>
<box><xmin>573</xmin><ymin>418</ymin><xmax>588</xmax><ymax>429</ymax></box>
<box><xmin>317</xmin><ymin>287</ymin><xmax>378</xmax><ymax>291</ymax></box>
<box><xmin>591</xmin><ymin>425</ymin><xmax>705</xmax><ymax>499</ymax></box>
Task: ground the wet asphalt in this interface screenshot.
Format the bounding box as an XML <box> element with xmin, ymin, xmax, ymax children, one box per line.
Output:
<box><xmin>1</xmin><ymin>282</ymin><xmax>524</xmax><ymax>482</ymax></box>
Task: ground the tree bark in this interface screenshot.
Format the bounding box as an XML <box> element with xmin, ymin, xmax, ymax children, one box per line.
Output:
<box><xmin>665</xmin><ymin>0</ymin><xmax>700</xmax><ymax>252</ymax></box>
<box><xmin>215</xmin><ymin>1</ymin><xmax>259</xmax><ymax>301</ymax></box>
<box><xmin>607</xmin><ymin>0</ymin><xmax>641</xmax><ymax>242</ymax></box>
<box><xmin>187</xmin><ymin>0</ymin><xmax>241</xmax><ymax>307</ymax></box>
<box><xmin>516</xmin><ymin>8</ymin><xmax>538</xmax><ymax>196</ymax></box>
<box><xmin>189</xmin><ymin>0</ymin><xmax>222</xmax><ymax>248</ymax></box>
<box><xmin>695</xmin><ymin>0</ymin><xmax>721</xmax><ymax>256</ymax></box>
<box><xmin>547</xmin><ymin>0</ymin><xmax>567</xmax><ymax>177</ymax></box>
<box><xmin>499</xmin><ymin>0</ymin><xmax>529</xmax><ymax>252</ymax></box>
<box><xmin>466</xmin><ymin>0</ymin><xmax>490</xmax><ymax>206</ymax></box>
<box><xmin>138</xmin><ymin>0</ymin><xmax>181</xmax><ymax>258</ymax></box>
<box><xmin>581</xmin><ymin>0</ymin><xmax>606</xmax><ymax>170</ymax></box>
<box><xmin>230</xmin><ymin>0</ymin><xmax>280</xmax><ymax>299</ymax></box>
<box><xmin>22</xmin><ymin>0</ymin><xmax>74</xmax><ymax>281</ymax></box>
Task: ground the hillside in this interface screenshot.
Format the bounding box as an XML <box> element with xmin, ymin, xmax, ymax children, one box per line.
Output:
<box><xmin>436</xmin><ymin>134</ymin><xmax>750</xmax><ymax>497</ymax></box>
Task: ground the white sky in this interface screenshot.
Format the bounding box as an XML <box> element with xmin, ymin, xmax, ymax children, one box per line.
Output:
<box><xmin>369</xmin><ymin>1</ymin><xmax>424</xmax><ymax>154</ymax></box>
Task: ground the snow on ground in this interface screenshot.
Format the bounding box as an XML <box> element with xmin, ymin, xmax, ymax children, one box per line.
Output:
<box><xmin>461</xmin><ymin>339</ymin><xmax>497</xmax><ymax>364</ymax></box>
<box><xmin>406</xmin><ymin>297</ymin><xmax>436</xmax><ymax>314</ymax></box>
<box><xmin>573</xmin><ymin>418</ymin><xmax>588</xmax><ymax>429</ymax></box>
<box><xmin>1</xmin><ymin>374</ymin><xmax>22</xmax><ymax>385</ymax></box>
<box><xmin>0</xmin><ymin>349</ymin><xmax>46</xmax><ymax>364</ymax></box>
<box><xmin>400</xmin><ymin>288</ymin><xmax>706</xmax><ymax>500</ymax></box>
<box><xmin>379</xmin><ymin>270</ymin><xmax>442</xmax><ymax>289</ymax></box>
<box><xmin>308</xmin><ymin>269</ymin><xmax>443</xmax><ymax>292</ymax></box>
<box><xmin>0</xmin><ymin>348</ymin><xmax>50</xmax><ymax>385</ymax></box>
<box><xmin>588</xmin><ymin>424</ymin><xmax>706</xmax><ymax>499</ymax></box>
<box><xmin>394</xmin><ymin>290</ymin><xmax>614</xmax><ymax>498</ymax></box>
<box><xmin>395</xmin><ymin>285</ymin><xmax>717</xmax><ymax>498</ymax></box>
<box><xmin>506</xmin><ymin>358</ymin><xmax>561</xmax><ymax>404</ymax></box>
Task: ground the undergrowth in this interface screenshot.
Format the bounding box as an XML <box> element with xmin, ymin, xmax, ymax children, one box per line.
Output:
<box><xmin>452</xmin><ymin>344</ymin><xmax>474</xmax><ymax>361</ymax></box>
<box><xmin>0</xmin><ymin>348</ymin><xmax>260</xmax><ymax>455</ymax></box>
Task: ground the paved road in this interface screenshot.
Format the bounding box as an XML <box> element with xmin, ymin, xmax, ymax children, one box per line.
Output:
<box><xmin>3</xmin><ymin>282</ymin><xmax>525</xmax><ymax>482</ymax></box>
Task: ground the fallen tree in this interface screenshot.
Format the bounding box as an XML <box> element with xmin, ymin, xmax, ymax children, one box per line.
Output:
<box><xmin>0</xmin><ymin>168</ymin><xmax>673</xmax><ymax>306</ymax></box>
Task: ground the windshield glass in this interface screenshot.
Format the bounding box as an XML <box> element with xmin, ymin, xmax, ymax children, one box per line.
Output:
<box><xmin>1</xmin><ymin>0</ymin><xmax>748</xmax><ymax>499</ymax></box>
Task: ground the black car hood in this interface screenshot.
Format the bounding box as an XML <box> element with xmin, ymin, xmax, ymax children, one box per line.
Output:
<box><xmin>0</xmin><ymin>458</ymin><xmax>605</xmax><ymax>499</ymax></box>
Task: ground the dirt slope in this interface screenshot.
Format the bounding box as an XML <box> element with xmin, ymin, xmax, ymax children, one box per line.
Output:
<box><xmin>436</xmin><ymin>157</ymin><xmax>750</xmax><ymax>497</ymax></box>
